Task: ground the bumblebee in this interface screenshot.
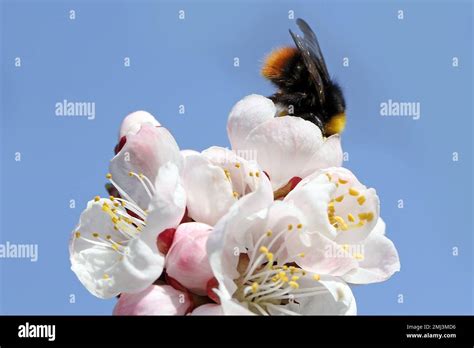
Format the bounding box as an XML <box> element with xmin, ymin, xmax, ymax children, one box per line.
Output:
<box><xmin>261</xmin><ymin>18</ymin><xmax>346</xmax><ymax>136</ymax></box>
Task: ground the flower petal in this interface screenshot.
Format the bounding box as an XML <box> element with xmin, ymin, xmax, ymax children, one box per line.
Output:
<box><xmin>303</xmin><ymin>134</ymin><xmax>343</xmax><ymax>172</ymax></box>
<box><xmin>227</xmin><ymin>94</ymin><xmax>276</xmax><ymax>151</ymax></box>
<box><xmin>201</xmin><ymin>146</ymin><xmax>261</xmax><ymax>196</ymax></box>
<box><xmin>220</xmin><ymin>297</ymin><xmax>255</xmax><ymax>315</ymax></box>
<box><xmin>343</xmin><ymin>218</ymin><xmax>401</xmax><ymax>284</ymax></box>
<box><xmin>182</xmin><ymin>153</ymin><xmax>236</xmax><ymax>225</ymax></box>
<box><xmin>285</xmin><ymin>276</ymin><xmax>356</xmax><ymax>315</ymax></box>
<box><xmin>109</xmin><ymin>124</ymin><xmax>182</xmax><ymax>209</ymax></box>
<box><xmin>285</xmin><ymin>230</ymin><xmax>358</xmax><ymax>277</ymax></box>
<box><xmin>242</xmin><ymin>116</ymin><xmax>325</xmax><ymax>189</ymax></box>
<box><xmin>189</xmin><ymin>303</ymin><xmax>224</xmax><ymax>315</ymax></box>
<box><xmin>284</xmin><ymin>172</ymin><xmax>337</xmax><ymax>239</ymax></box>
<box><xmin>113</xmin><ymin>285</ymin><xmax>191</xmax><ymax>315</ymax></box>
<box><xmin>119</xmin><ymin>110</ymin><xmax>161</xmax><ymax>139</ymax></box>
<box><xmin>144</xmin><ymin>162</ymin><xmax>187</xmax><ymax>236</ymax></box>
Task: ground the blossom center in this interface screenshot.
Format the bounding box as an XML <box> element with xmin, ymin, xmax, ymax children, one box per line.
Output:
<box><xmin>325</xmin><ymin>173</ymin><xmax>374</xmax><ymax>232</ymax></box>
<box><xmin>234</xmin><ymin>224</ymin><xmax>325</xmax><ymax>315</ymax></box>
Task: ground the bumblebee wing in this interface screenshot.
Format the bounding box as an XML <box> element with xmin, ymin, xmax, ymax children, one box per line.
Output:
<box><xmin>296</xmin><ymin>18</ymin><xmax>330</xmax><ymax>81</ymax></box>
<box><xmin>289</xmin><ymin>29</ymin><xmax>326</xmax><ymax>106</ymax></box>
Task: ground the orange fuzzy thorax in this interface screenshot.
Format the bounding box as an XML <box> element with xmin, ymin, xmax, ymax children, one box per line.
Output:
<box><xmin>261</xmin><ymin>47</ymin><xmax>298</xmax><ymax>79</ymax></box>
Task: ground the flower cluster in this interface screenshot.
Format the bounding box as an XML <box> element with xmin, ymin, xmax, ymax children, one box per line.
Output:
<box><xmin>69</xmin><ymin>95</ymin><xmax>400</xmax><ymax>315</ymax></box>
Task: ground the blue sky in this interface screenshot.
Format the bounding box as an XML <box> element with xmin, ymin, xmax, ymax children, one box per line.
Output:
<box><xmin>0</xmin><ymin>0</ymin><xmax>472</xmax><ymax>314</ymax></box>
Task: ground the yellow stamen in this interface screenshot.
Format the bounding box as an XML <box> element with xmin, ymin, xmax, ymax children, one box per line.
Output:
<box><xmin>313</xmin><ymin>274</ymin><xmax>321</xmax><ymax>281</ymax></box>
<box><xmin>94</xmin><ymin>196</ymin><xmax>100</xmax><ymax>202</ymax></box>
<box><xmin>366</xmin><ymin>212</ymin><xmax>374</xmax><ymax>221</ymax></box>
<box><xmin>74</xmin><ymin>232</ymin><xmax>81</xmax><ymax>238</ymax></box>
<box><xmin>334</xmin><ymin>216</ymin><xmax>345</xmax><ymax>226</ymax></box>
<box><xmin>106</xmin><ymin>173</ymin><xmax>112</xmax><ymax>179</ymax></box>
<box><xmin>259</xmin><ymin>246</ymin><xmax>269</xmax><ymax>254</ymax></box>
<box><xmin>338</xmin><ymin>178</ymin><xmax>348</xmax><ymax>184</ymax></box>
<box><xmin>347</xmin><ymin>213</ymin><xmax>355</xmax><ymax>222</ymax></box>
<box><xmin>354</xmin><ymin>253</ymin><xmax>364</xmax><ymax>260</ymax></box>
<box><xmin>349</xmin><ymin>188</ymin><xmax>359</xmax><ymax>196</ymax></box>
<box><xmin>251</xmin><ymin>282</ymin><xmax>259</xmax><ymax>293</ymax></box>
<box><xmin>357</xmin><ymin>195</ymin><xmax>366</xmax><ymax>205</ymax></box>
<box><xmin>289</xmin><ymin>281</ymin><xmax>299</xmax><ymax>289</ymax></box>
<box><xmin>335</xmin><ymin>195</ymin><xmax>344</xmax><ymax>202</ymax></box>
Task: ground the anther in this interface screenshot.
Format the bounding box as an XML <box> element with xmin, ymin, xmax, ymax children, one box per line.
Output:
<box><xmin>335</xmin><ymin>195</ymin><xmax>344</xmax><ymax>202</ymax></box>
<box><xmin>349</xmin><ymin>188</ymin><xmax>359</xmax><ymax>196</ymax></box>
<box><xmin>251</xmin><ymin>282</ymin><xmax>259</xmax><ymax>293</ymax></box>
<box><xmin>289</xmin><ymin>281</ymin><xmax>299</xmax><ymax>289</ymax></box>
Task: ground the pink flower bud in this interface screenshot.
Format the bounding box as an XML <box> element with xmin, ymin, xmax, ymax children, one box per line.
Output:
<box><xmin>119</xmin><ymin>110</ymin><xmax>160</xmax><ymax>139</ymax></box>
<box><xmin>113</xmin><ymin>285</ymin><xmax>192</xmax><ymax>315</ymax></box>
<box><xmin>165</xmin><ymin>222</ymin><xmax>214</xmax><ymax>295</ymax></box>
